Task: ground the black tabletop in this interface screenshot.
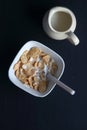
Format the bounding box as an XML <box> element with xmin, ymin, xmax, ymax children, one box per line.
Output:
<box><xmin>0</xmin><ymin>0</ymin><xmax>87</xmax><ymax>130</ymax></box>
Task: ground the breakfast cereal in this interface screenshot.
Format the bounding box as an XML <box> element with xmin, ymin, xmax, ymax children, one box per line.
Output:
<box><xmin>13</xmin><ymin>47</ymin><xmax>58</xmax><ymax>93</ymax></box>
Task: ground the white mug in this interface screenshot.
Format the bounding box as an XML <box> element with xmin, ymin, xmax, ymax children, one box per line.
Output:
<box><xmin>43</xmin><ymin>6</ymin><xmax>80</xmax><ymax>45</ymax></box>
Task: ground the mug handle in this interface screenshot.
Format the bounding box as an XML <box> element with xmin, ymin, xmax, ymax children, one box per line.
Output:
<box><xmin>66</xmin><ymin>31</ymin><xmax>80</xmax><ymax>46</ymax></box>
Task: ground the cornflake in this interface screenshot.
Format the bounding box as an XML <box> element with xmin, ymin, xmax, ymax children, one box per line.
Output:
<box><xmin>13</xmin><ymin>47</ymin><xmax>58</xmax><ymax>93</ymax></box>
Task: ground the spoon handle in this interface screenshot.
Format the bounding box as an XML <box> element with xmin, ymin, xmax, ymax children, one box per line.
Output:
<box><xmin>47</xmin><ymin>73</ymin><xmax>75</xmax><ymax>95</ymax></box>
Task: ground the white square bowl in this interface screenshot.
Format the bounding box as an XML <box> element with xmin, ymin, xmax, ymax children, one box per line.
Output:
<box><xmin>8</xmin><ymin>40</ymin><xmax>65</xmax><ymax>97</ymax></box>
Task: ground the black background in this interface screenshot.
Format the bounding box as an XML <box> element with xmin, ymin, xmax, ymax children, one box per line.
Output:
<box><xmin>0</xmin><ymin>0</ymin><xmax>87</xmax><ymax>130</ymax></box>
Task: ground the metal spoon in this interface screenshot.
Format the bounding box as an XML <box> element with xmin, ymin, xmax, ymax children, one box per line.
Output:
<box><xmin>47</xmin><ymin>72</ymin><xmax>75</xmax><ymax>95</ymax></box>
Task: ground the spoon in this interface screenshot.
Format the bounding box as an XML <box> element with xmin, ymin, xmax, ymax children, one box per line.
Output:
<box><xmin>47</xmin><ymin>72</ymin><xmax>75</xmax><ymax>95</ymax></box>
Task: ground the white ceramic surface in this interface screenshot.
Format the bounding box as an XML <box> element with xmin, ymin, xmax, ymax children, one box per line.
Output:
<box><xmin>43</xmin><ymin>6</ymin><xmax>79</xmax><ymax>45</ymax></box>
<box><xmin>8</xmin><ymin>40</ymin><xmax>65</xmax><ymax>97</ymax></box>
